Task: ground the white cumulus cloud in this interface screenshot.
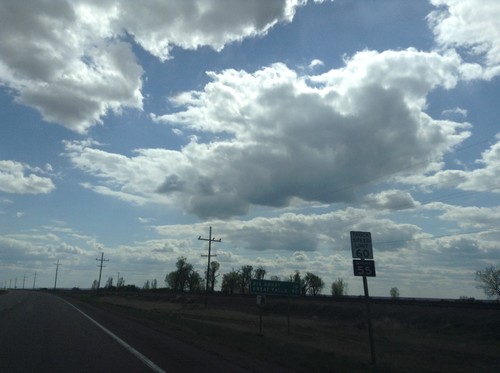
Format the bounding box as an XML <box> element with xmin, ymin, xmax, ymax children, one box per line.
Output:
<box><xmin>0</xmin><ymin>0</ymin><xmax>321</xmax><ymax>132</ymax></box>
<box><xmin>0</xmin><ymin>160</ymin><xmax>55</xmax><ymax>194</ymax></box>
<box><xmin>428</xmin><ymin>0</ymin><xmax>500</xmax><ymax>79</ymax></box>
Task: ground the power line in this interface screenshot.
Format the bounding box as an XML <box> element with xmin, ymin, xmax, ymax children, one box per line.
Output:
<box><xmin>96</xmin><ymin>252</ymin><xmax>109</xmax><ymax>290</ymax></box>
<box><xmin>199</xmin><ymin>226</ymin><xmax>221</xmax><ymax>306</ymax></box>
<box><xmin>54</xmin><ymin>259</ymin><xmax>61</xmax><ymax>290</ymax></box>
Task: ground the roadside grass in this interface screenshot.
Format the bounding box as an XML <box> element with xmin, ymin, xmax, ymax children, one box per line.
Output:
<box><xmin>68</xmin><ymin>292</ymin><xmax>500</xmax><ymax>373</ymax></box>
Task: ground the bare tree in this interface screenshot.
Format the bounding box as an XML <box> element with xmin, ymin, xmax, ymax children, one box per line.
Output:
<box><xmin>165</xmin><ymin>257</ymin><xmax>200</xmax><ymax>292</ymax></box>
<box><xmin>390</xmin><ymin>287</ymin><xmax>400</xmax><ymax>299</ymax></box>
<box><xmin>205</xmin><ymin>261</ymin><xmax>220</xmax><ymax>292</ymax></box>
<box><xmin>254</xmin><ymin>266</ymin><xmax>266</xmax><ymax>280</ymax></box>
<box><xmin>331</xmin><ymin>278</ymin><xmax>348</xmax><ymax>297</ymax></box>
<box><xmin>239</xmin><ymin>265</ymin><xmax>253</xmax><ymax>294</ymax></box>
<box><xmin>290</xmin><ymin>271</ymin><xmax>308</xmax><ymax>295</ymax></box>
<box><xmin>187</xmin><ymin>271</ymin><xmax>202</xmax><ymax>291</ymax></box>
<box><xmin>475</xmin><ymin>265</ymin><xmax>500</xmax><ymax>299</ymax></box>
<box><xmin>117</xmin><ymin>276</ymin><xmax>125</xmax><ymax>289</ymax></box>
<box><xmin>105</xmin><ymin>277</ymin><xmax>113</xmax><ymax>289</ymax></box>
<box><xmin>290</xmin><ymin>271</ymin><xmax>324</xmax><ymax>295</ymax></box>
<box><xmin>221</xmin><ymin>269</ymin><xmax>240</xmax><ymax>294</ymax></box>
<box><xmin>305</xmin><ymin>272</ymin><xmax>324</xmax><ymax>295</ymax></box>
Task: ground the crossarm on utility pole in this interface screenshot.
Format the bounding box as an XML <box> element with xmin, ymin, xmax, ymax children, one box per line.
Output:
<box><xmin>198</xmin><ymin>226</ymin><xmax>221</xmax><ymax>305</ymax></box>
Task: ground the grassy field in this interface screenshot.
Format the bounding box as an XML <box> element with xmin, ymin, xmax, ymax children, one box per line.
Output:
<box><xmin>68</xmin><ymin>291</ymin><xmax>500</xmax><ymax>372</ymax></box>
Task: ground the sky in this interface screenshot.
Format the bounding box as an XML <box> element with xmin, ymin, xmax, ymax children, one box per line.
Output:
<box><xmin>1</xmin><ymin>0</ymin><xmax>500</xmax><ymax>298</ymax></box>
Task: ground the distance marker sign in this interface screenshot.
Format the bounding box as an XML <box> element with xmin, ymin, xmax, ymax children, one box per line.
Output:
<box><xmin>350</xmin><ymin>231</ymin><xmax>373</xmax><ymax>259</ymax></box>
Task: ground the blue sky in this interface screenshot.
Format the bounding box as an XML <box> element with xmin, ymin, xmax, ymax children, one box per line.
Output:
<box><xmin>1</xmin><ymin>0</ymin><xmax>500</xmax><ymax>298</ymax></box>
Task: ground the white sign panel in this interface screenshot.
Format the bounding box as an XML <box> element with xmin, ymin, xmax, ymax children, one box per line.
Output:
<box><xmin>350</xmin><ymin>231</ymin><xmax>373</xmax><ymax>259</ymax></box>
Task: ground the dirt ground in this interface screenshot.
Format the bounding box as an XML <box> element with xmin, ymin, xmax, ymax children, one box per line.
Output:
<box><xmin>72</xmin><ymin>291</ymin><xmax>500</xmax><ymax>372</ymax></box>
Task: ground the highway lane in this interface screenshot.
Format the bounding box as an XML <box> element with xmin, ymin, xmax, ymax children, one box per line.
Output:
<box><xmin>0</xmin><ymin>290</ymin><xmax>153</xmax><ymax>372</ymax></box>
<box><xmin>0</xmin><ymin>291</ymin><xmax>258</xmax><ymax>373</ymax></box>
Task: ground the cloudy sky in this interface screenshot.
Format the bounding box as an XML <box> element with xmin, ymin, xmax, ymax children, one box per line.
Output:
<box><xmin>1</xmin><ymin>0</ymin><xmax>499</xmax><ymax>298</ymax></box>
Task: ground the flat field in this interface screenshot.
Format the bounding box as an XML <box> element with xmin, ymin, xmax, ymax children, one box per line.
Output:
<box><xmin>69</xmin><ymin>291</ymin><xmax>500</xmax><ymax>372</ymax></box>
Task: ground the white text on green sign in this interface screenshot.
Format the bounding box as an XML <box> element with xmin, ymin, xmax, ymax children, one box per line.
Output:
<box><xmin>250</xmin><ymin>279</ymin><xmax>300</xmax><ymax>296</ymax></box>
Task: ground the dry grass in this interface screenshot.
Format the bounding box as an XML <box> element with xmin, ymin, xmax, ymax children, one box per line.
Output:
<box><xmin>73</xmin><ymin>292</ymin><xmax>500</xmax><ymax>372</ymax></box>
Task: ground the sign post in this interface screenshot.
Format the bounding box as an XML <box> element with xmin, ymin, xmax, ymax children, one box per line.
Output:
<box><xmin>250</xmin><ymin>279</ymin><xmax>300</xmax><ymax>336</ymax></box>
<box><xmin>350</xmin><ymin>231</ymin><xmax>376</xmax><ymax>366</ymax></box>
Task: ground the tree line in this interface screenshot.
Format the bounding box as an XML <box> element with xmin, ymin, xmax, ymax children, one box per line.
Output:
<box><xmin>163</xmin><ymin>256</ymin><xmax>349</xmax><ymax>296</ymax></box>
<box><xmin>92</xmin><ymin>259</ymin><xmax>500</xmax><ymax>300</ymax></box>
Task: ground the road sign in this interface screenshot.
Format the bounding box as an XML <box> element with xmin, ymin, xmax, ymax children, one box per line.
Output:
<box><xmin>353</xmin><ymin>259</ymin><xmax>376</xmax><ymax>277</ymax></box>
<box><xmin>350</xmin><ymin>231</ymin><xmax>373</xmax><ymax>259</ymax></box>
<box><xmin>350</xmin><ymin>231</ymin><xmax>377</xmax><ymax>364</ymax></box>
<box><xmin>250</xmin><ymin>279</ymin><xmax>300</xmax><ymax>296</ymax></box>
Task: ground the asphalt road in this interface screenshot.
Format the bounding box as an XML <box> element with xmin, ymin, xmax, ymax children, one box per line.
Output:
<box><xmin>0</xmin><ymin>291</ymin><xmax>255</xmax><ymax>372</ymax></box>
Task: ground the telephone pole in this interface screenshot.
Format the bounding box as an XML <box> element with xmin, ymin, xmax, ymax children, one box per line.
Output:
<box><xmin>22</xmin><ymin>274</ymin><xmax>26</xmax><ymax>289</ymax></box>
<box><xmin>96</xmin><ymin>252</ymin><xmax>109</xmax><ymax>290</ymax></box>
<box><xmin>199</xmin><ymin>226</ymin><xmax>221</xmax><ymax>306</ymax></box>
<box><xmin>32</xmin><ymin>272</ymin><xmax>37</xmax><ymax>289</ymax></box>
<box><xmin>54</xmin><ymin>259</ymin><xmax>61</xmax><ymax>290</ymax></box>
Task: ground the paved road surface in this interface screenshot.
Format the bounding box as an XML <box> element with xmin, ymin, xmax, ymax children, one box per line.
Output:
<box><xmin>0</xmin><ymin>291</ymin><xmax>258</xmax><ymax>372</ymax></box>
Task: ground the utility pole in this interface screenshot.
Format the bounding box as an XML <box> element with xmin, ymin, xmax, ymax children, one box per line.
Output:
<box><xmin>14</xmin><ymin>277</ymin><xmax>17</xmax><ymax>289</ymax></box>
<box><xmin>199</xmin><ymin>226</ymin><xmax>221</xmax><ymax>306</ymax></box>
<box><xmin>22</xmin><ymin>274</ymin><xmax>26</xmax><ymax>289</ymax></box>
<box><xmin>32</xmin><ymin>272</ymin><xmax>37</xmax><ymax>289</ymax></box>
<box><xmin>54</xmin><ymin>259</ymin><xmax>61</xmax><ymax>290</ymax></box>
<box><xmin>96</xmin><ymin>252</ymin><xmax>109</xmax><ymax>290</ymax></box>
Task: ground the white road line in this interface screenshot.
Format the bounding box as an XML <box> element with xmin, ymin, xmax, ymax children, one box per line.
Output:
<box><xmin>62</xmin><ymin>299</ymin><xmax>166</xmax><ymax>373</ymax></box>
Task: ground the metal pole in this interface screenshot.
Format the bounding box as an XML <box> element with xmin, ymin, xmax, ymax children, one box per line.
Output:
<box><xmin>259</xmin><ymin>303</ymin><xmax>263</xmax><ymax>335</ymax></box>
<box><xmin>362</xmin><ymin>274</ymin><xmax>376</xmax><ymax>365</ymax></box>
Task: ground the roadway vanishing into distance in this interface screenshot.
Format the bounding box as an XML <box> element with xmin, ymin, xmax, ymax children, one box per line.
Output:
<box><xmin>0</xmin><ymin>291</ymin><xmax>268</xmax><ymax>373</ymax></box>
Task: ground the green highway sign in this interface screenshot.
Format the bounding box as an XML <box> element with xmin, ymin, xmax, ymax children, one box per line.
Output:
<box><xmin>250</xmin><ymin>279</ymin><xmax>300</xmax><ymax>296</ymax></box>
